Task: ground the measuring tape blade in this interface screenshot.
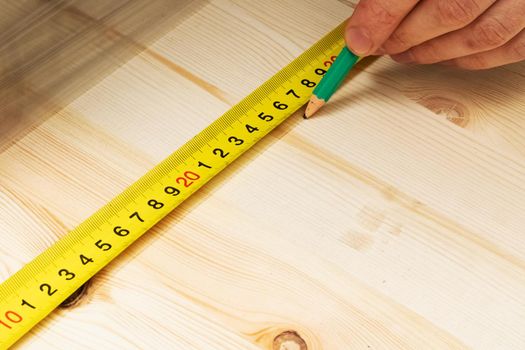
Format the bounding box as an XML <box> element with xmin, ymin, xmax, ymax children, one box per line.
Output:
<box><xmin>0</xmin><ymin>23</ymin><xmax>345</xmax><ymax>348</ymax></box>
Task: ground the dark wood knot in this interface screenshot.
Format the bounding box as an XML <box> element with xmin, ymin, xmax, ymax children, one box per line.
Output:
<box><xmin>59</xmin><ymin>281</ymin><xmax>91</xmax><ymax>309</ymax></box>
<box><xmin>273</xmin><ymin>330</ymin><xmax>308</xmax><ymax>350</ymax></box>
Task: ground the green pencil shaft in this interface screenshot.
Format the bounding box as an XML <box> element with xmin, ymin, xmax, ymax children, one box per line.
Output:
<box><xmin>313</xmin><ymin>47</ymin><xmax>359</xmax><ymax>102</ymax></box>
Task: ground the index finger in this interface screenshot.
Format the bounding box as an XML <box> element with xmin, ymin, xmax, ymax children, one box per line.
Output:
<box><xmin>345</xmin><ymin>0</ymin><xmax>420</xmax><ymax>56</ymax></box>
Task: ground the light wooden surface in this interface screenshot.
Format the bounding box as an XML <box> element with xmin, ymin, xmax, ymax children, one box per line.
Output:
<box><xmin>2</xmin><ymin>0</ymin><xmax>525</xmax><ymax>349</ymax></box>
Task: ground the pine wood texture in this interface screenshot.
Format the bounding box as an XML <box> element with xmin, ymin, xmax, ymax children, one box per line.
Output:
<box><xmin>1</xmin><ymin>0</ymin><xmax>525</xmax><ymax>349</ymax></box>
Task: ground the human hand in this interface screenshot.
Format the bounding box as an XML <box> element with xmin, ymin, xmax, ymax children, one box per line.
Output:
<box><xmin>345</xmin><ymin>0</ymin><xmax>525</xmax><ymax>69</ymax></box>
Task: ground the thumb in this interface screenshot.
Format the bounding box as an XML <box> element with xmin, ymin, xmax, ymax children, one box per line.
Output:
<box><xmin>345</xmin><ymin>0</ymin><xmax>419</xmax><ymax>56</ymax></box>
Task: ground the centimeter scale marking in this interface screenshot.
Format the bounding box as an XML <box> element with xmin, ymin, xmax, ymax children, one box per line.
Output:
<box><xmin>0</xmin><ymin>23</ymin><xmax>346</xmax><ymax>349</ymax></box>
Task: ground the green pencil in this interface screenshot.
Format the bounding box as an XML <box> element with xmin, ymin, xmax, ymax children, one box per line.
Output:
<box><xmin>304</xmin><ymin>46</ymin><xmax>359</xmax><ymax>118</ymax></box>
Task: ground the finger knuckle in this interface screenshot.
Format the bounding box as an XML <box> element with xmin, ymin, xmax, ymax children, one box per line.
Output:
<box><xmin>436</xmin><ymin>0</ymin><xmax>480</xmax><ymax>27</ymax></box>
<box><xmin>469</xmin><ymin>18</ymin><xmax>513</xmax><ymax>49</ymax></box>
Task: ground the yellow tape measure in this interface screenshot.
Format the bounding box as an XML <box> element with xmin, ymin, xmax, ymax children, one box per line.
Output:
<box><xmin>0</xmin><ymin>23</ymin><xmax>346</xmax><ymax>348</ymax></box>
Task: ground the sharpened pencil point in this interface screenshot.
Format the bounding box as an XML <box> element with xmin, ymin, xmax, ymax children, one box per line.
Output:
<box><xmin>303</xmin><ymin>114</ymin><xmax>308</xmax><ymax>119</ymax></box>
<box><xmin>304</xmin><ymin>95</ymin><xmax>325</xmax><ymax>119</ymax></box>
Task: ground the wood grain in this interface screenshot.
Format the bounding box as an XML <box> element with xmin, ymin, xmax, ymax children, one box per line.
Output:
<box><xmin>1</xmin><ymin>0</ymin><xmax>525</xmax><ymax>349</ymax></box>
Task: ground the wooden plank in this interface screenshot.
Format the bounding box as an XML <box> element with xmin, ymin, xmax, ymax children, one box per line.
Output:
<box><xmin>1</xmin><ymin>0</ymin><xmax>525</xmax><ymax>348</ymax></box>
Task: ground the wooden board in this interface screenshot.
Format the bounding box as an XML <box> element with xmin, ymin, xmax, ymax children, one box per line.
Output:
<box><xmin>1</xmin><ymin>0</ymin><xmax>525</xmax><ymax>349</ymax></box>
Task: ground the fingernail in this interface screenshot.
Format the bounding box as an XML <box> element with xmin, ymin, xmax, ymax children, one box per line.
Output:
<box><xmin>391</xmin><ymin>51</ymin><xmax>413</xmax><ymax>64</ymax></box>
<box><xmin>346</xmin><ymin>27</ymin><xmax>373</xmax><ymax>56</ymax></box>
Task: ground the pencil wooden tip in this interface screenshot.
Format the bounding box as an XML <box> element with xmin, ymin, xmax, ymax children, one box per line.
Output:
<box><xmin>304</xmin><ymin>95</ymin><xmax>325</xmax><ymax>119</ymax></box>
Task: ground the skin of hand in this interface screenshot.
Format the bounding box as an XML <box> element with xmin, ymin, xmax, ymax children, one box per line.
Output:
<box><xmin>345</xmin><ymin>0</ymin><xmax>525</xmax><ymax>69</ymax></box>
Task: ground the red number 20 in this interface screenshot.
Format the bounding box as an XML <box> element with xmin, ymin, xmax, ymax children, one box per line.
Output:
<box><xmin>176</xmin><ymin>171</ymin><xmax>200</xmax><ymax>188</ymax></box>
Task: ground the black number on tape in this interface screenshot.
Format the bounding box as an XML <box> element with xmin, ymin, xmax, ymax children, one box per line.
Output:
<box><xmin>164</xmin><ymin>186</ymin><xmax>180</xmax><ymax>196</ymax></box>
<box><xmin>213</xmin><ymin>148</ymin><xmax>230</xmax><ymax>158</ymax></box>
<box><xmin>246</xmin><ymin>124</ymin><xmax>259</xmax><ymax>133</ymax></box>
<box><xmin>58</xmin><ymin>269</ymin><xmax>75</xmax><ymax>281</ymax></box>
<box><xmin>113</xmin><ymin>226</ymin><xmax>129</xmax><ymax>237</ymax></box>
<box><xmin>301</xmin><ymin>79</ymin><xmax>316</xmax><ymax>88</ymax></box>
<box><xmin>273</xmin><ymin>101</ymin><xmax>288</xmax><ymax>110</ymax></box>
<box><xmin>148</xmin><ymin>200</ymin><xmax>164</xmax><ymax>209</ymax></box>
<box><xmin>286</xmin><ymin>89</ymin><xmax>300</xmax><ymax>98</ymax></box>
<box><xmin>40</xmin><ymin>284</ymin><xmax>57</xmax><ymax>297</ymax></box>
<box><xmin>258</xmin><ymin>112</ymin><xmax>273</xmax><ymax>121</ymax></box>
<box><xmin>129</xmin><ymin>212</ymin><xmax>144</xmax><ymax>222</ymax></box>
<box><xmin>95</xmin><ymin>240</ymin><xmax>111</xmax><ymax>251</ymax></box>
<box><xmin>80</xmin><ymin>254</ymin><xmax>94</xmax><ymax>265</ymax></box>
<box><xmin>228</xmin><ymin>136</ymin><xmax>244</xmax><ymax>146</ymax></box>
